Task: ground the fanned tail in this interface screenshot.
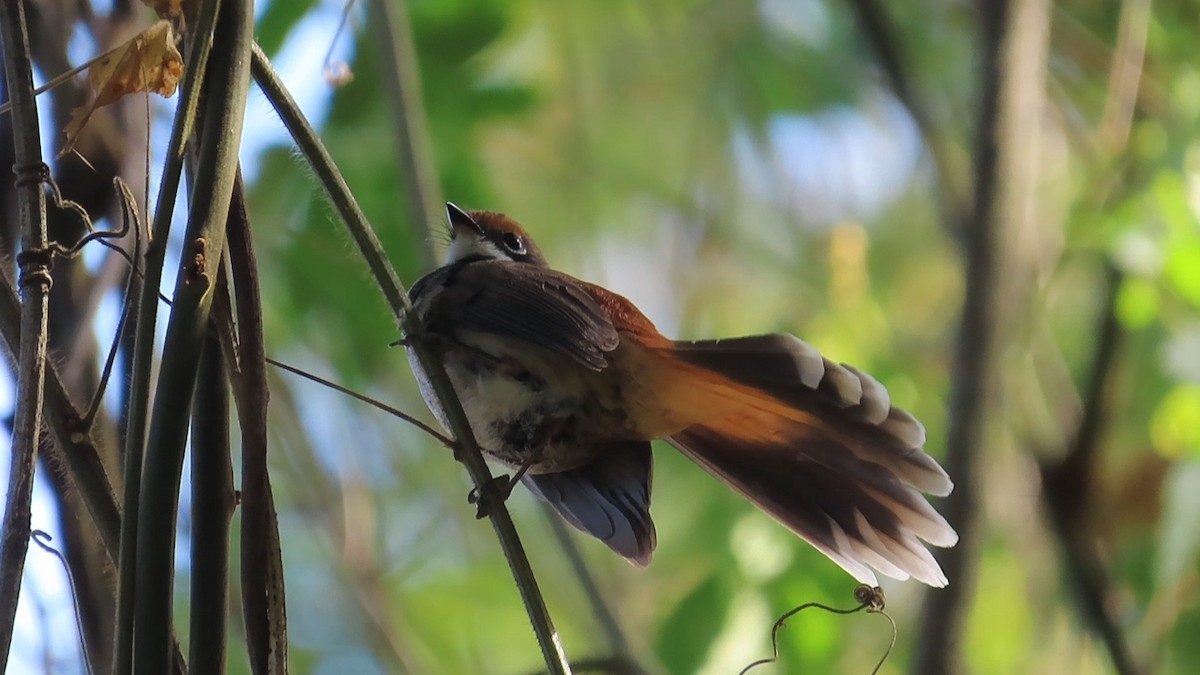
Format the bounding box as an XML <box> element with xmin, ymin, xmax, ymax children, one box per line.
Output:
<box><xmin>659</xmin><ymin>334</ymin><xmax>957</xmax><ymax>586</ymax></box>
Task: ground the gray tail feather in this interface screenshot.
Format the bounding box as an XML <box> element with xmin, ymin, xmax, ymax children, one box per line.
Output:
<box><xmin>523</xmin><ymin>441</ymin><xmax>656</xmax><ymax>565</ymax></box>
<box><xmin>667</xmin><ymin>424</ymin><xmax>954</xmax><ymax>586</ymax></box>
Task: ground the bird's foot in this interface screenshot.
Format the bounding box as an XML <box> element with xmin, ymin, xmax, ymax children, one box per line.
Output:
<box><xmin>468</xmin><ymin>475</ymin><xmax>516</xmax><ymax>519</ymax></box>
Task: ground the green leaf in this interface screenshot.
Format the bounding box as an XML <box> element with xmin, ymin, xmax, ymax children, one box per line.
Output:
<box><xmin>1116</xmin><ymin>276</ymin><xmax>1161</xmax><ymax>328</ymax></box>
<box><xmin>1165</xmin><ymin>240</ymin><xmax>1200</xmax><ymax>307</ymax></box>
<box><xmin>1150</xmin><ymin>385</ymin><xmax>1200</xmax><ymax>458</ymax></box>
<box><xmin>655</xmin><ymin>574</ymin><xmax>730</xmax><ymax>674</ymax></box>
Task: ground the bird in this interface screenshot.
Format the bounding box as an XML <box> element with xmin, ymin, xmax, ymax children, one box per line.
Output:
<box><xmin>405</xmin><ymin>203</ymin><xmax>958</xmax><ymax>587</ymax></box>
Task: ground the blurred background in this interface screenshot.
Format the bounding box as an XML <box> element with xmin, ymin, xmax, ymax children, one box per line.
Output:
<box><xmin>3</xmin><ymin>0</ymin><xmax>1199</xmax><ymax>673</ymax></box>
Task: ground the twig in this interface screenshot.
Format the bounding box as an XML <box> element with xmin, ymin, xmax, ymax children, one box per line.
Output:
<box><xmin>1098</xmin><ymin>0</ymin><xmax>1151</xmax><ymax>153</ymax></box>
<box><xmin>542</xmin><ymin>508</ymin><xmax>631</xmax><ymax>658</ymax></box>
<box><xmin>842</xmin><ymin>0</ymin><xmax>968</xmax><ymax>227</ymax></box>
<box><xmin>113</xmin><ymin>0</ymin><xmax>224</xmax><ymax>671</ymax></box>
<box><xmin>367</xmin><ymin>0</ymin><xmax>442</xmax><ymax>270</ymax></box>
<box><xmin>1038</xmin><ymin>266</ymin><xmax>1142</xmax><ymax>675</ymax></box>
<box><xmin>80</xmin><ymin>180</ymin><xmax>141</xmax><ymax>430</ymax></box>
<box><xmin>31</xmin><ymin>531</ymin><xmax>94</xmax><ymax>675</ymax></box>
<box><xmin>913</xmin><ymin>1</ymin><xmax>1012</xmax><ymax>672</ymax></box>
<box><xmin>0</xmin><ymin>0</ymin><xmax>52</xmax><ymax>667</ymax></box>
<box><xmin>133</xmin><ymin>0</ymin><xmax>252</xmax><ymax>671</ymax></box>
<box><xmin>740</xmin><ymin>585</ymin><xmax>894</xmax><ymax>675</ymax></box>
<box><xmin>251</xmin><ymin>43</ymin><xmax>572</xmax><ymax>675</ymax></box>
<box><xmin>266</xmin><ymin>356</ymin><xmax>455</xmax><ymax>447</ymax></box>
<box><xmin>224</xmin><ymin>172</ymin><xmax>290</xmax><ymax>675</ymax></box>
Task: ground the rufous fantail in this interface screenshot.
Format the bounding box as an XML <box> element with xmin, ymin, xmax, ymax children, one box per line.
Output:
<box><xmin>406</xmin><ymin>203</ymin><xmax>957</xmax><ymax>586</ymax></box>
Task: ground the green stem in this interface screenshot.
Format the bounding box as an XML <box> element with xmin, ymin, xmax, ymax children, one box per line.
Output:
<box><xmin>0</xmin><ymin>0</ymin><xmax>52</xmax><ymax>668</ymax></box>
<box><xmin>132</xmin><ymin>0</ymin><xmax>252</xmax><ymax>672</ymax></box>
<box><xmin>543</xmin><ymin>508</ymin><xmax>630</xmax><ymax>657</ymax></box>
<box><xmin>113</xmin><ymin>1</ymin><xmax>224</xmax><ymax>672</ymax></box>
<box><xmin>188</xmin><ymin>327</ymin><xmax>235</xmax><ymax>674</ymax></box>
<box><xmin>367</xmin><ymin>0</ymin><xmax>442</xmax><ymax>270</ymax></box>
<box><xmin>250</xmin><ymin>43</ymin><xmax>572</xmax><ymax>675</ymax></box>
<box><xmin>225</xmin><ymin>172</ymin><xmax>290</xmax><ymax>672</ymax></box>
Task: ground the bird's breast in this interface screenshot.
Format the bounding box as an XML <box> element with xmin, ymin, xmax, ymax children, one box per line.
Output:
<box><xmin>407</xmin><ymin>333</ymin><xmax>641</xmax><ymax>472</ymax></box>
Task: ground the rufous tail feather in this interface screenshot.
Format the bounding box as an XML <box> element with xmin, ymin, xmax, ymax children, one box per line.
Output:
<box><xmin>656</xmin><ymin>334</ymin><xmax>957</xmax><ymax>587</ymax></box>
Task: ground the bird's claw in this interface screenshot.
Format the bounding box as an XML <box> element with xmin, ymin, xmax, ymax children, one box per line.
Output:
<box><xmin>468</xmin><ymin>475</ymin><xmax>513</xmax><ymax>519</ymax></box>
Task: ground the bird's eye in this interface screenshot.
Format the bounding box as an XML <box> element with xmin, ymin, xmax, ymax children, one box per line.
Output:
<box><xmin>501</xmin><ymin>232</ymin><xmax>526</xmax><ymax>254</ymax></box>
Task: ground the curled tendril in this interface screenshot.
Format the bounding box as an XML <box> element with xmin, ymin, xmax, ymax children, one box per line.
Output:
<box><xmin>31</xmin><ymin>531</ymin><xmax>94</xmax><ymax>675</ymax></box>
<box><xmin>738</xmin><ymin>584</ymin><xmax>897</xmax><ymax>675</ymax></box>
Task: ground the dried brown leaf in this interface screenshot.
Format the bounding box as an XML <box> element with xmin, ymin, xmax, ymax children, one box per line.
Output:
<box><xmin>61</xmin><ymin>21</ymin><xmax>184</xmax><ymax>157</ymax></box>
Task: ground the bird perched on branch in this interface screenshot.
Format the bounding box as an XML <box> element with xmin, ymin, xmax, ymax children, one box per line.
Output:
<box><xmin>406</xmin><ymin>203</ymin><xmax>957</xmax><ymax>586</ymax></box>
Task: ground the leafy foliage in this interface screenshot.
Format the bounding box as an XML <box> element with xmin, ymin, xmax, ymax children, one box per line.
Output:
<box><xmin>5</xmin><ymin>0</ymin><xmax>1199</xmax><ymax>673</ymax></box>
<box><xmin>244</xmin><ymin>0</ymin><xmax>1199</xmax><ymax>672</ymax></box>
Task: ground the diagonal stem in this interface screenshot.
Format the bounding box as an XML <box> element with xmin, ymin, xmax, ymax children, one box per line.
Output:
<box><xmin>367</xmin><ymin>0</ymin><xmax>443</xmax><ymax>270</ymax></box>
<box><xmin>250</xmin><ymin>43</ymin><xmax>572</xmax><ymax>675</ymax></box>
<box><xmin>1039</xmin><ymin>266</ymin><xmax>1142</xmax><ymax>675</ymax></box>
<box><xmin>224</xmin><ymin>172</ymin><xmax>291</xmax><ymax>674</ymax></box>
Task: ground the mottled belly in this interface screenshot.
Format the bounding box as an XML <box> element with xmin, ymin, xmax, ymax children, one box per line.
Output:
<box><xmin>409</xmin><ymin>341</ymin><xmax>632</xmax><ymax>473</ymax></box>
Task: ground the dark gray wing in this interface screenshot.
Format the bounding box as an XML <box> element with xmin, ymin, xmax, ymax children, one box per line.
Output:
<box><xmin>523</xmin><ymin>441</ymin><xmax>656</xmax><ymax>565</ymax></box>
<box><xmin>412</xmin><ymin>260</ymin><xmax>620</xmax><ymax>370</ymax></box>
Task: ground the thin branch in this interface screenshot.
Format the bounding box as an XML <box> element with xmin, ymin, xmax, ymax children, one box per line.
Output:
<box><xmin>368</xmin><ymin>0</ymin><xmax>442</xmax><ymax>270</ymax></box>
<box><xmin>266</xmin><ymin>356</ymin><xmax>455</xmax><ymax>448</ymax></box>
<box><xmin>80</xmin><ymin>180</ymin><xmax>141</xmax><ymax>430</ymax></box>
<box><xmin>842</xmin><ymin>0</ymin><xmax>968</xmax><ymax>226</ymax></box>
<box><xmin>188</xmin><ymin>327</ymin><xmax>235</xmax><ymax>674</ymax></box>
<box><xmin>224</xmin><ymin>171</ymin><xmax>290</xmax><ymax>675</ymax></box>
<box><xmin>0</xmin><ymin>267</ymin><xmax>118</xmax><ymax>556</ymax></box>
<box><xmin>249</xmin><ymin>44</ymin><xmax>408</xmax><ymax>316</ymax></box>
<box><xmin>1098</xmin><ymin>0</ymin><xmax>1152</xmax><ymax>153</ymax></box>
<box><xmin>0</xmin><ymin>0</ymin><xmax>52</xmax><ymax>666</ymax></box>
<box><xmin>1039</xmin><ymin>266</ymin><xmax>1142</xmax><ymax>675</ymax></box>
<box><xmin>913</xmin><ymin>0</ymin><xmax>1012</xmax><ymax>672</ymax></box>
<box><xmin>133</xmin><ymin>0</ymin><xmax>253</xmax><ymax>671</ymax></box>
<box><xmin>542</xmin><ymin>508</ymin><xmax>631</xmax><ymax>658</ymax></box>
<box><xmin>251</xmin><ymin>43</ymin><xmax>572</xmax><ymax>675</ymax></box>
<box><xmin>113</xmin><ymin>0</ymin><xmax>223</xmax><ymax>670</ymax></box>
<box><xmin>373</xmin><ymin>4</ymin><xmax>620</xmax><ymax>657</ymax></box>
<box><xmin>31</xmin><ymin>530</ymin><xmax>94</xmax><ymax>675</ymax></box>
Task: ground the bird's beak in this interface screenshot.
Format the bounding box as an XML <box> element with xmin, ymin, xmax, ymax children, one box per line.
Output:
<box><xmin>445</xmin><ymin>202</ymin><xmax>481</xmax><ymax>238</ymax></box>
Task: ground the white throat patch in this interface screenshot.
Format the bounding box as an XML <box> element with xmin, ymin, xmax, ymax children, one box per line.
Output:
<box><xmin>445</xmin><ymin>232</ymin><xmax>508</xmax><ymax>264</ymax></box>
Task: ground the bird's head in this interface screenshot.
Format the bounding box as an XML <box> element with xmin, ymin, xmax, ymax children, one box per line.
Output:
<box><xmin>444</xmin><ymin>202</ymin><xmax>549</xmax><ymax>268</ymax></box>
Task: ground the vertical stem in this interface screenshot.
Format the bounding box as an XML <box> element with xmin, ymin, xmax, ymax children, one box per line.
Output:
<box><xmin>913</xmin><ymin>1</ymin><xmax>1010</xmax><ymax>672</ymax></box>
<box><xmin>132</xmin><ymin>0</ymin><xmax>253</xmax><ymax>671</ymax></box>
<box><xmin>225</xmin><ymin>172</ymin><xmax>290</xmax><ymax>673</ymax></box>
<box><xmin>0</xmin><ymin>0</ymin><xmax>51</xmax><ymax>668</ymax></box>
<box><xmin>189</xmin><ymin>326</ymin><xmax>235</xmax><ymax>674</ymax></box>
<box><xmin>113</xmin><ymin>1</ymin><xmax>224</xmax><ymax>672</ymax></box>
<box><xmin>1041</xmin><ymin>267</ymin><xmax>1141</xmax><ymax>675</ymax></box>
<box><xmin>543</xmin><ymin>509</ymin><xmax>629</xmax><ymax>657</ymax></box>
<box><xmin>367</xmin><ymin>0</ymin><xmax>442</xmax><ymax>270</ymax></box>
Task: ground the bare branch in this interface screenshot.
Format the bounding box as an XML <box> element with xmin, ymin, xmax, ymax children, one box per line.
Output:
<box><xmin>0</xmin><ymin>0</ymin><xmax>52</xmax><ymax>665</ymax></box>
